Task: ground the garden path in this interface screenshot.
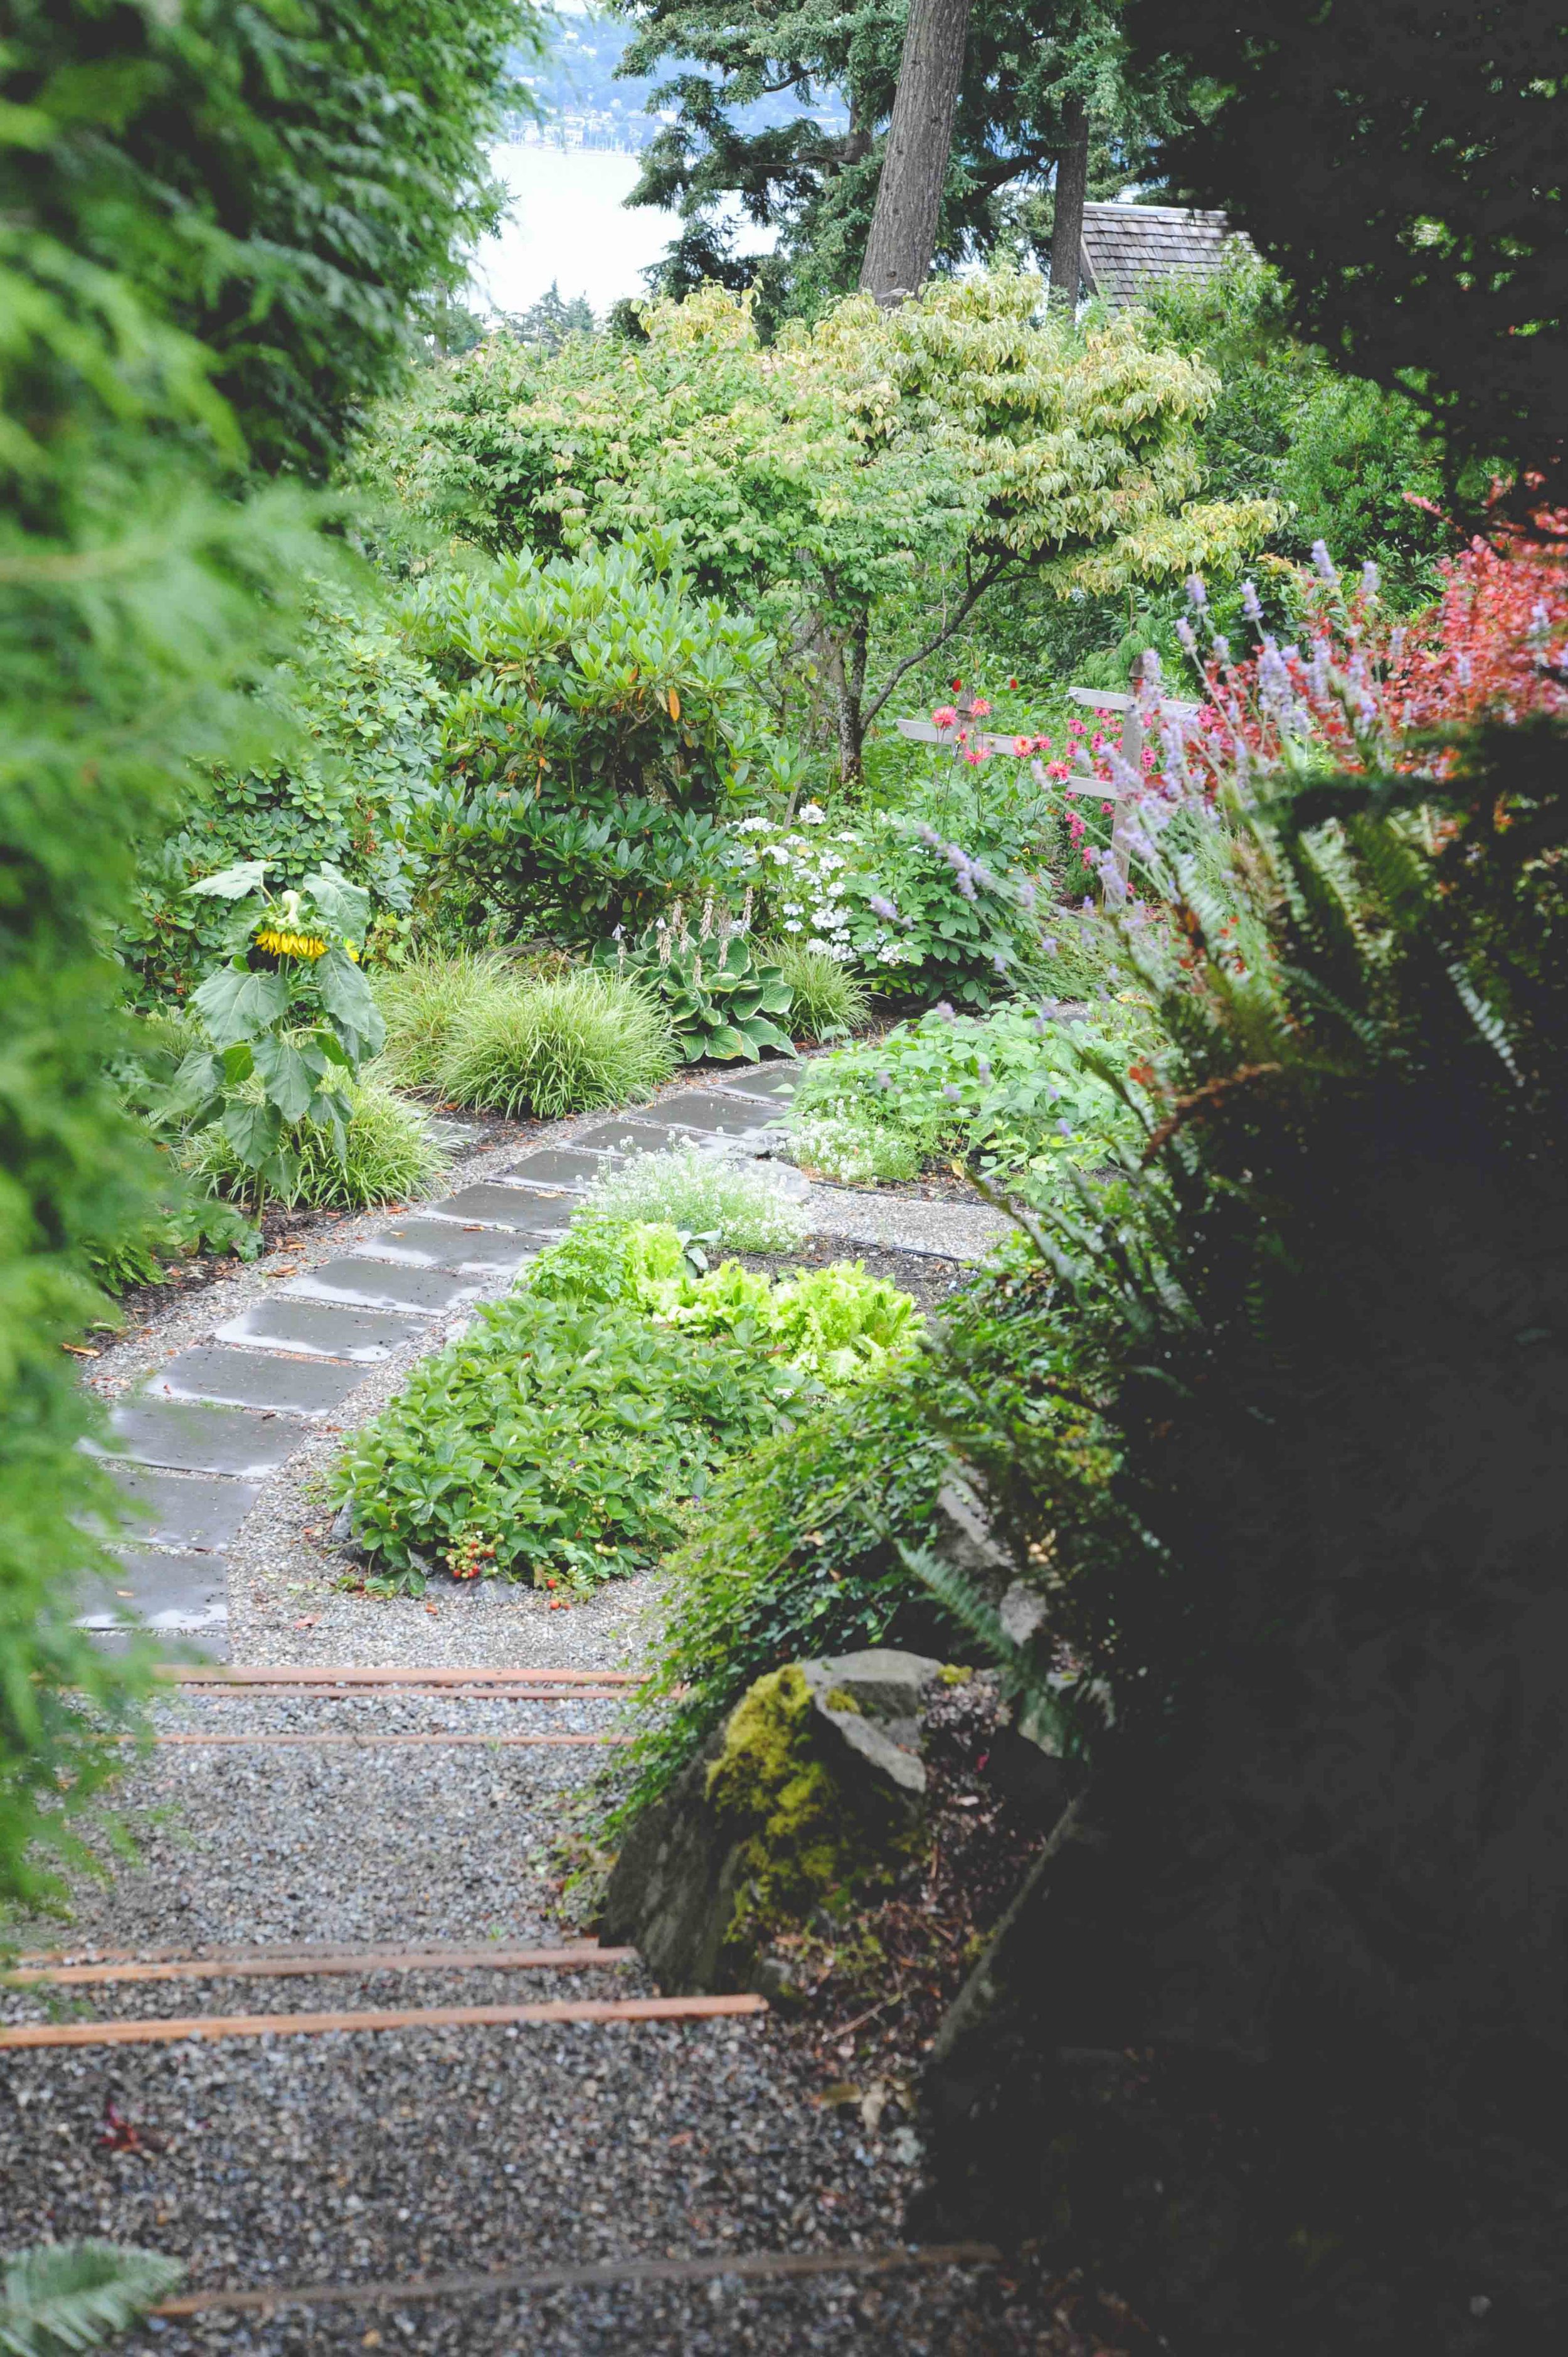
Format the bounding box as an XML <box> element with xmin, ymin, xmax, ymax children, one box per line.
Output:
<box><xmin>0</xmin><ymin>1070</ymin><xmax>1037</xmax><ymax>2351</ymax></box>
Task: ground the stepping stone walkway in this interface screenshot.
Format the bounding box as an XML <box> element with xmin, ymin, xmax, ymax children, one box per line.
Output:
<box><xmin>82</xmin><ymin>1062</ymin><xmax>1012</xmax><ymax>1659</ymax></box>
<box><xmin>80</xmin><ymin>1063</ymin><xmax>1011</xmax><ymax>1659</ymax></box>
<box><xmin>16</xmin><ymin>1064</ymin><xmax>1051</xmax><ymax>2349</ymax></box>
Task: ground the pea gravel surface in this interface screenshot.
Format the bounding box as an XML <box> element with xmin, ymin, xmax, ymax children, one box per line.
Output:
<box><xmin>0</xmin><ymin>1060</ymin><xmax>1074</xmax><ymax>2353</ymax></box>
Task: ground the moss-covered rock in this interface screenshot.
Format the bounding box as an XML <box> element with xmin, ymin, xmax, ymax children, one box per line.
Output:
<box><xmin>601</xmin><ymin>1649</ymin><xmax>945</xmax><ymax>1993</ymax></box>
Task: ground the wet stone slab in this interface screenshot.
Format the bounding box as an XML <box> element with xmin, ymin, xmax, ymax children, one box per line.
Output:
<box><xmin>572</xmin><ymin>1118</ymin><xmax>727</xmax><ymax>1157</ymax></box>
<box><xmin>495</xmin><ymin>1148</ymin><xmax>607</xmax><ymax>1191</ymax></box>
<box><xmin>75</xmin><ymin>1546</ymin><xmax>228</xmax><ymax>1638</ymax></box>
<box><xmin>349</xmin><ymin>1221</ymin><xmax>541</xmax><ymax>1276</ymax></box>
<box><xmin>654</xmin><ymin>1090</ymin><xmax>784</xmax><ymax>1137</ymax></box>
<box><xmin>282</xmin><ymin>1258</ymin><xmax>484</xmax><ymax>1316</ymax></box>
<box><xmin>713</xmin><ymin>1066</ymin><xmax>800</xmax><ymax>1100</ymax></box>
<box><xmin>213</xmin><ymin>1297</ymin><xmax>423</xmax><ymax>1364</ymax></box>
<box><xmin>425</xmin><ymin>1184</ymin><xmax>577</xmax><ymax>1233</ymax></box>
<box><xmin>147</xmin><ymin>1346</ymin><xmax>363</xmax><ymax>1417</ymax></box>
<box><xmin>98</xmin><ymin>1465</ymin><xmax>258</xmax><ymax>1553</ymax></box>
<box><xmin>98</xmin><ymin>1400</ymin><xmax>308</xmax><ymax>1480</ymax></box>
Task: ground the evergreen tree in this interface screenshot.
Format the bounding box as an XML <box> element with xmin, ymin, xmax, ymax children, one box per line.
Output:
<box><xmin>614</xmin><ymin>0</ymin><xmax>1191</xmax><ymax>321</ymax></box>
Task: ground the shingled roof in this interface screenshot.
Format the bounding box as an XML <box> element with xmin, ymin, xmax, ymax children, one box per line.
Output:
<box><xmin>1078</xmin><ymin>202</ymin><xmax>1245</xmax><ymax>310</ymax></box>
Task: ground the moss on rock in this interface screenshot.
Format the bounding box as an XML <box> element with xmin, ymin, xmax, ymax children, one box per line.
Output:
<box><xmin>704</xmin><ymin>1665</ymin><xmax>907</xmax><ymax>1952</ymax></box>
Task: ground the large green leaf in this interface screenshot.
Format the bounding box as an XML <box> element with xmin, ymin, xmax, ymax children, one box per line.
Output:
<box><xmin>251</xmin><ymin>1035</ymin><xmax>318</xmax><ymax>1124</ymax></box>
<box><xmin>702</xmin><ymin>1022</ymin><xmax>756</xmax><ymax>1061</ymax></box>
<box><xmin>191</xmin><ymin>965</ymin><xmax>289</xmax><ymax>1049</ymax></box>
<box><xmin>314</xmin><ymin>950</ymin><xmax>385</xmax><ymax>1061</ymax></box>
<box><xmin>0</xmin><ymin>2238</ymin><xmax>184</xmax><ymax>2356</ymax></box>
<box><xmin>300</xmin><ymin>864</ymin><xmax>371</xmax><ymax>940</ymax></box>
<box><xmin>186</xmin><ymin>859</ymin><xmax>269</xmax><ymax>902</ymax></box>
<box><xmin>220</xmin><ymin>1095</ymin><xmax>283</xmax><ymax>1170</ymax></box>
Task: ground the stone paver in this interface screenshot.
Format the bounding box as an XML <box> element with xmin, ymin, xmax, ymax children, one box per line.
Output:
<box><xmin>148</xmin><ymin>1344</ymin><xmax>364</xmax><ymax>1417</ymax></box>
<box><xmin>351</xmin><ymin>1220</ymin><xmax>542</xmax><ymax>1275</ymax></box>
<box><xmin>495</xmin><ymin>1147</ymin><xmax>607</xmax><ymax>1190</ymax></box>
<box><xmin>101</xmin><ymin>1400</ymin><xmax>309</xmax><ymax>1479</ymax></box>
<box><xmin>74</xmin><ymin>1546</ymin><xmax>228</xmax><ymax>1641</ymax></box>
<box><xmin>215</xmin><ymin>1297</ymin><xmax>424</xmax><ymax>1363</ymax></box>
<box><xmin>282</xmin><ymin>1257</ymin><xmax>485</xmax><ymax>1315</ymax></box>
<box><xmin>804</xmin><ymin>1186</ymin><xmax>1014</xmax><ymax>1262</ymax></box>
<box><xmin>573</xmin><ymin>1117</ymin><xmax>726</xmax><ymax>1156</ymax></box>
<box><xmin>646</xmin><ymin>1090</ymin><xmax>785</xmax><ymax>1139</ymax></box>
<box><xmin>100</xmin><ymin>1465</ymin><xmax>260</xmax><ymax>1551</ymax></box>
<box><xmin>425</xmin><ymin>1184</ymin><xmax>578</xmax><ymax>1232</ymax></box>
<box><xmin>714</xmin><ymin>1066</ymin><xmax>799</xmax><ymax>1099</ymax></box>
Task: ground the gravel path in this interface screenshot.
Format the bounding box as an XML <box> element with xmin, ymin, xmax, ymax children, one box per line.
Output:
<box><xmin>0</xmin><ymin>1061</ymin><xmax>1052</xmax><ymax>2351</ymax></box>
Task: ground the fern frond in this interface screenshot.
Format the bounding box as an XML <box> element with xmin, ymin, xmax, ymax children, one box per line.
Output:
<box><xmin>0</xmin><ymin>2241</ymin><xmax>184</xmax><ymax>2357</ymax></box>
<box><xmin>1446</xmin><ymin>962</ymin><xmax>1522</xmax><ymax>1080</ymax></box>
<box><xmin>896</xmin><ymin>1540</ymin><xmax>1079</xmax><ymax>1752</ymax></box>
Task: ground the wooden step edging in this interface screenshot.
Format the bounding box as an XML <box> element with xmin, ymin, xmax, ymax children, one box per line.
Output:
<box><xmin>133</xmin><ymin>1732</ymin><xmax>631</xmax><ymax>1749</ymax></box>
<box><xmin>149</xmin><ymin>2240</ymin><xmax>1004</xmax><ymax>2320</ymax></box>
<box><xmin>0</xmin><ymin>1993</ymin><xmax>766</xmax><ymax>2050</ymax></box>
<box><xmin>157</xmin><ymin>1665</ymin><xmax>644</xmax><ymax>1688</ymax></box>
<box><xmin>5</xmin><ymin>1944</ymin><xmax>637</xmax><ymax>1989</ymax></box>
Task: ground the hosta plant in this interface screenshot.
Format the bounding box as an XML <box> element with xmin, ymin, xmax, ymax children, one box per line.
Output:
<box><xmin>610</xmin><ymin>899</ymin><xmax>795</xmax><ymax>1063</ymax></box>
<box><xmin>159</xmin><ymin>862</ymin><xmax>385</xmax><ymax>1209</ymax></box>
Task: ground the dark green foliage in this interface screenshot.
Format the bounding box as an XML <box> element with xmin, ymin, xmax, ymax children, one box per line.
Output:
<box><xmin>609</xmin><ymin>913</ymin><xmax>795</xmax><ymax>1062</ymax></box>
<box><xmin>336</xmin><ymin>1216</ymin><xmax>921</xmax><ymax>1591</ymax></box>
<box><xmin>124</xmin><ymin>588</ymin><xmax>448</xmax><ymax>1002</ymax></box>
<box><xmin>0</xmin><ymin>0</ymin><xmax>526</xmax><ymax>1913</ymax></box>
<box><xmin>1127</xmin><ymin>0</ymin><xmax>1568</xmax><ymax>497</ymax></box>
<box><xmin>8</xmin><ymin>0</ymin><xmax>541</xmax><ymax>479</ymax></box>
<box><xmin>1144</xmin><ymin>257</ymin><xmax>1458</xmax><ymax>610</ymax></box>
<box><xmin>403</xmin><ymin>539</ymin><xmax>785</xmax><ymax>942</ymax></box>
<box><xmin>618</xmin><ymin>1373</ymin><xmax>958</xmax><ymax>1811</ymax></box>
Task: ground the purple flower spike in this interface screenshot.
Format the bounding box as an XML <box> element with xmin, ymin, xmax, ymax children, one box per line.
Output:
<box><xmin>1016</xmin><ymin>880</ymin><xmax>1036</xmax><ymax>912</ymax></box>
<box><xmin>933</xmin><ymin>1000</ymin><xmax>955</xmax><ymax>1021</ymax></box>
<box><xmin>1241</xmin><ymin>580</ymin><xmax>1264</xmax><ymax>624</ymax></box>
<box><xmin>1310</xmin><ymin>540</ymin><xmax>1338</xmax><ymax>585</ymax></box>
<box><xmin>1175</xmin><ymin>617</ymin><xmax>1199</xmax><ymax>657</ymax></box>
<box><xmin>941</xmin><ymin>1083</ymin><xmax>963</xmax><ymax>1102</ymax></box>
<box><xmin>1185</xmin><ymin>573</ymin><xmax>1208</xmax><ymax>610</ymax></box>
<box><xmin>867</xmin><ymin>893</ymin><xmax>898</xmax><ymax>922</ymax></box>
<box><xmin>1361</xmin><ymin>559</ymin><xmax>1380</xmax><ymax>597</ymax></box>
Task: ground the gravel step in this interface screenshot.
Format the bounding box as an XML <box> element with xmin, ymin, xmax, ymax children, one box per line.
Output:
<box><xmin>146</xmin><ymin>1345</ymin><xmax>364</xmax><ymax>1417</ymax></box>
<box><xmin>214</xmin><ymin>1297</ymin><xmax>425</xmax><ymax>1363</ymax></box>
<box><xmin>713</xmin><ymin>1065</ymin><xmax>800</xmax><ymax>1099</ymax></box>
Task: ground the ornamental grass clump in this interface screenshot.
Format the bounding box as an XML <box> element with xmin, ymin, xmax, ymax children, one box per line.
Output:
<box><xmin>373</xmin><ymin>951</ymin><xmax>512</xmax><ymax>1090</ymax></box>
<box><xmin>768</xmin><ymin>939</ymin><xmax>870</xmax><ymax>1041</ymax></box>
<box><xmin>585</xmin><ymin>1143</ymin><xmax>808</xmax><ymax>1252</ymax></box>
<box><xmin>438</xmin><ymin>970</ymin><xmax>674</xmax><ymax>1117</ymax></box>
<box><xmin>188</xmin><ymin>1073</ymin><xmax>446</xmax><ymax>1211</ymax></box>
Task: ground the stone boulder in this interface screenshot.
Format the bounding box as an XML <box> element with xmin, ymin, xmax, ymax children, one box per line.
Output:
<box><xmin>600</xmin><ymin>1648</ymin><xmax>945</xmax><ymax>1994</ymax></box>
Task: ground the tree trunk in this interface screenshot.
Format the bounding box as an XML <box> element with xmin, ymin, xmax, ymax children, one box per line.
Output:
<box><xmin>858</xmin><ymin>0</ymin><xmax>973</xmax><ymax>304</ymax></box>
<box><xmin>825</xmin><ymin>620</ymin><xmax>869</xmax><ymax>784</ymax></box>
<box><xmin>1048</xmin><ymin>96</ymin><xmax>1088</xmax><ymax>313</ymax></box>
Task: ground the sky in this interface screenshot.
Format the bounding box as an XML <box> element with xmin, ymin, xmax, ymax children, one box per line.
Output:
<box><xmin>473</xmin><ymin>145</ymin><xmax>774</xmax><ymax>320</ymax></box>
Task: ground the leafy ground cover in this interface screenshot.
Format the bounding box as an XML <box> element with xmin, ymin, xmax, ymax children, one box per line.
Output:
<box><xmin>788</xmin><ymin>996</ymin><xmax>1151</xmax><ymax>1191</ymax></box>
<box><xmin>334</xmin><ymin>1215</ymin><xmax>923</xmax><ymax>1592</ymax></box>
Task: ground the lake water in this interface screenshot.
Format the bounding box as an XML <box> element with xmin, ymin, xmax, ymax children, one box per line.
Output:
<box><xmin>472</xmin><ymin>144</ymin><xmax>773</xmax><ymax>320</ymax></box>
